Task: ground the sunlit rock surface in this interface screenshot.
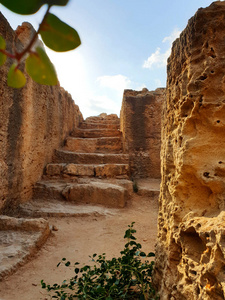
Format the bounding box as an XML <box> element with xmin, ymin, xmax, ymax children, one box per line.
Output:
<box><xmin>120</xmin><ymin>88</ymin><xmax>165</xmax><ymax>178</ymax></box>
<box><xmin>155</xmin><ymin>2</ymin><xmax>225</xmax><ymax>299</ymax></box>
<box><xmin>0</xmin><ymin>14</ymin><xmax>83</xmax><ymax>214</ymax></box>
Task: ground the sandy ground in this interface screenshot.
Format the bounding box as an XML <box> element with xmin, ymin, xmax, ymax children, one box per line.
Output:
<box><xmin>0</xmin><ymin>194</ymin><xmax>158</xmax><ymax>300</ymax></box>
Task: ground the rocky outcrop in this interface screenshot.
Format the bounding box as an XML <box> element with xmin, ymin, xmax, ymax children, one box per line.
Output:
<box><xmin>155</xmin><ymin>2</ymin><xmax>225</xmax><ymax>299</ymax></box>
<box><xmin>0</xmin><ymin>14</ymin><xmax>83</xmax><ymax>214</ymax></box>
<box><xmin>120</xmin><ymin>88</ymin><xmax>165</xmax><ymax>178</ymax></box>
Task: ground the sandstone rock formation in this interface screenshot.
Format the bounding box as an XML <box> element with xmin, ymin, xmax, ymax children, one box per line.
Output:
<box><xmin>155</xmin><ymin>2</ymin><xmax>225</xmax><ymax>299</ymax></box>
<box><xmin>120</xmin><ymin>88</ymin><xmax>165</xmax><ymax>178</ymax></box>
<box><xmin>0</xmin><ymin>14</ymin><xmax>83</xmax><ymax>214</ymax></box>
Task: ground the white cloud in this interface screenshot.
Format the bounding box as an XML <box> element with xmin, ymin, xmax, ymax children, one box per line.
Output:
<box><xmin>143</xmin><ymin>47</ymin><xmax>170</xmax><ymax>69</ymax></box>
<box><xmin>90</xmin><ymin>94</ymin><xmax>121</xmax><ymax>113</ymax></box>
<box><xmin>96</xmin><ymin>74</ymin><xmax>131</xmax><ymax>93</ymax></box>
<box><xmin>143</xmin><ymin>28</ymin><xmax>181</xmax><ymax>70</ymax></box>
<box><xmin>162</xmin><ymin>28</ymin><xmax>181</xmax><ymax>44</ymax></box>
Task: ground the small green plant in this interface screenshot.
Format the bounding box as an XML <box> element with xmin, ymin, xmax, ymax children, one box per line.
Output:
<box><xmin>0</xmin><ymin>0</ymin><xmax>81</xmax><ymax>88</ymax></box>
<box><xmin>41</xmin><ymin>222</ymin><xmax>158</xmax><ymax>299</ymax></box>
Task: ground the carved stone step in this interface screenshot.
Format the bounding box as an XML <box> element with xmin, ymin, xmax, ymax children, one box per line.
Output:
<box><xmin>18</xmin><ymin>199</ymin><xmax>118</xmax><ymax>218</ymax></box>
<box><xmin>44</xmin><ymin>163</ymin><xmax>129</xmax><ymax>179</ymax></box>
<box><xmin>64</xmin><ymin>137</ymin><xmax>123</xmax><ymax>153</ymax></box>
<box><xmin>84</xmin><ymin>115</ymin><xmax>120</xmax><ymax>124</ymax></box>
<box><xmin>71</xmin><ymin>127</ymin><xmax>121</xmax><ymax>138</ymax></box>
<box><xmin>53</xmin><ymin>150</ymin><xmax>129</xmax><ymax>164</ymax></box>
<box><xmin>0</xmin><ymin>216</ymin><xmax>50</xmax><ymax>280</ymax></box>
<box><xmin>33</xmin><ymin>180</ymin><xmax>130</xmax><ymax>208</ymax></box>
<box><xmin>80</xmin><ymin>122</ymin><xmax>120</xmax><ymax>130</ymax></box>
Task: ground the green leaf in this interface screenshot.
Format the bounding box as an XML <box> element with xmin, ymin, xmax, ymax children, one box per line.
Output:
<box><xmin>147</xmin><ymin>252</ymin><xmax>155</xmax><ymax>257</ymax></box>
<box><xmin>0</xmin><ymin>0</ymin><xmax>69</xmax><ymax>15</ymax></box>
<box><xmin>41</xmin><ymin>280</ymin><xmax>46</xmax><ymax>289</ymax></box>
<box><xmin>0</xmin><ymin>36</ymin><xmax>6</xmax><ymax>66</ymax></box>
<box><xmin>25</xmin><ymin>47</ymin><xmax>58</xmax><ymax>85</ymax></box>
<box><xmin>40</xmin><ymin>13</ymin><xmax>81</xmax><ymax>52</ymax></box>
<box><xmin>7</xmin><ymin>64</ymin><xmax>26</xmax><ymax>88</ymax></box>
<box><xmin>48</xmin><ymin>0</ymin><xmax>69</xmax><ymax>7</ymax></box>
<box><xmin>0</xmin><ymin>52</ymin><xmax>6</xmax><ymax>67</ymax></box>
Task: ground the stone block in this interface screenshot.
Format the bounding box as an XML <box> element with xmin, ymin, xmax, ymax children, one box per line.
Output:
<box><xmin>45</xmin><ymin>163</ymin><xmax>66</xmax><ymax>176</ymax></box>
<box><xmin>62</xmin><ymin>182</ymin><xmax>127</xmax><ymax>208</ymax></box>
<box><xmin>95</xmin><ymin>164</ymin><xmax>129</xmax><ymax>178</ymax></box>
<box><xmin>64</xmin><ymin>164</ymin><xmax>94</xmax><ymax>176</ymax></box>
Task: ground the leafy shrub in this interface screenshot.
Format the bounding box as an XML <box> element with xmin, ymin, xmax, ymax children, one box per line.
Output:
<box><xmin>41</xmin><ymin>222</ymin><xmax>159</xmax><ymax>299</ymax></box>
<box><xmin>0</xmin><ymin>0</ymin><xmax>81</xmax><ymax>88</ymax></box>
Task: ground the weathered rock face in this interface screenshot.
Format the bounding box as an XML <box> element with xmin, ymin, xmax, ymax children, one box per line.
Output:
<box><xmin>155</xmin><ymin>2</ymin><xmax>225</xmax><ymax>299</ymax></box>
<box><xmin>120</xmin><ymin>88</ymin><xmax>165</xmax><ymax>178</ymax></box>
<box><xmin>0</xmin><ymin>14</ymin><xmax>83</xmax><ymax>213</ymax></box>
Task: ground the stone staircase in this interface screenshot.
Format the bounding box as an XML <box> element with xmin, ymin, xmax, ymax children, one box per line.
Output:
<box><xmin>23</xmin><ymin>114</ymin><xmax>133</xmax><ymax>213</ymax></box>
<box><xmin>1</xmin><ymin>114</ymin><xmax>161</xmax><ymax>280</ymax></box>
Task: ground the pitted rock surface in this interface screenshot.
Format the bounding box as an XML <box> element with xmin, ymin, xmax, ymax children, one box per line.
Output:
<box><xmin>155</xmin><ymin>2</ymin><xmax>225</xmax><ymax>299</ymax></box>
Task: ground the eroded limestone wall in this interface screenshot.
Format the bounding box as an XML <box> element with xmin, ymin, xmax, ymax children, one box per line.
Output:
<box><xmin>155</xmin><ymin>2</ymin><xmax>225</xmax><ymax>299</ymax></box>
<box><xmin>120</xmin><ymin>88</ymin><xmax>165</xmax><ymax>178</ymax></box>
<box><xmin>0</xmin><ymin>14</ymin><xmax>83</xmax><ymax>213</ymax></box>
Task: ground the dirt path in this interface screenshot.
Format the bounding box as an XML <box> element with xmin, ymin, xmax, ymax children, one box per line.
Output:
<box><xmin>0</xmin><ymin>194</ymin><xmax>158</xmax><ymax>300</ymax></box>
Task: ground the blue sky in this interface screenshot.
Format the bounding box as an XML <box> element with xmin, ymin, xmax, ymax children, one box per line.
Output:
<box><xmin>1</xmin><ymin>0</ymin><xmax>214</xmax><ymax>118</ymax></box>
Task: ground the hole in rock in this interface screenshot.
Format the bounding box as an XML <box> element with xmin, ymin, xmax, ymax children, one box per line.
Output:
<box><xmin>180</xmin><ymin>227</ymin><xmax>206</xmax><ymax>262</ymax></box>
<box><xmin>217</xmin><ymin>120</ymin><xmax>220</xmax><ymax>123</ymax></box>
<box><xmin>203</xmin><ymin>172</ymin><xmax>210</xmax><ymax>178</ymax></box>
<box><xmin>211</xmin><ymin>70</ymin><xmax>215</xmax><ymax>74</ymax></box>
<box><xmin>179</xmin><ymin>136</ymin><xmax>183</xmax><ymax>147</ymax></box>
<box><xmin>180</xmin><ymin>100</ymin><xmax>194</xmax><ymax>117</ymax></box>
<box><xmin>195</xmin><ymin>285</ymin><xmax>200</xmax><ymax>295</ymax></box>
<box><xmin>198</xmin><ymin>75</ymin><xmax>207</xmax><ymax>81</ymax></box>
<box><xmin>209</xmin><ymin>47</ymin><xmax>216</xmax><ymax>58</ymax></box>
<box><xmin>219</xmin><ymin>161</ymin><xmax>223</xmax><ymax>164</ymax></box>
<box><xmin>190</xmin><ymin>269</ymin><xmax>197</xmax><ymax>276</ymax></box>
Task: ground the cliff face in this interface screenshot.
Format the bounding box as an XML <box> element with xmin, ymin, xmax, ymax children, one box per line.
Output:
<box><xmin>120</xmin><ymin>88</ymin><xmax>165</xmax><ymax>178</ymax></box>
<box><xmin>155</xmin><ymin>2</ymin><xmax>225</xmax><ymax>299</ymax></box>
<box><xmin>0</xmin><ymin>14</ymin><xmax>83</xmax><ymax>213</ymax></box>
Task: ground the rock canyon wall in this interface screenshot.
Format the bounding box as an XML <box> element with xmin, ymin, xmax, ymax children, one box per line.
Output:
<box><xmin>120</xmin><ymin>88</ymin><xmax>165</xmax><ymax>178</ymax></box>
<box><xmin>155</xmin><ymin>2</ymin><xmax>225</xmax><ymax>299</ymax></box>
<box><xmin>0</xmin><ymin>14</ymin><xmax>83</xmax><ymax>214</ymax></box>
